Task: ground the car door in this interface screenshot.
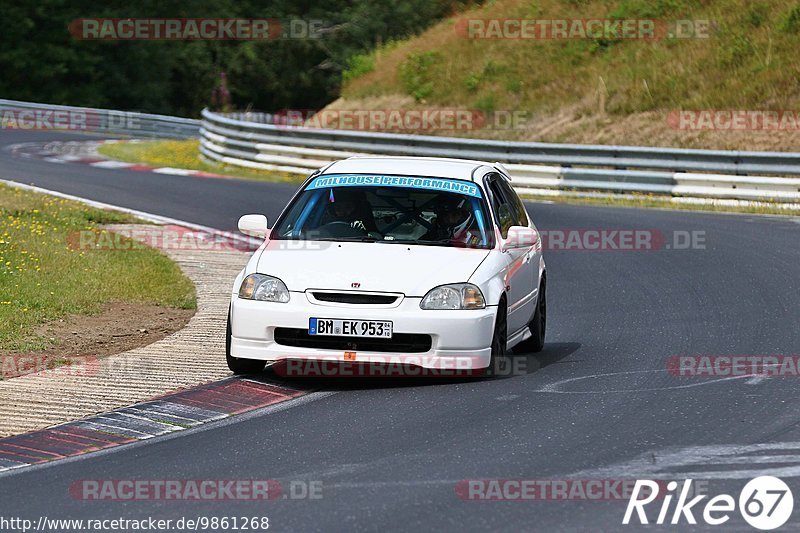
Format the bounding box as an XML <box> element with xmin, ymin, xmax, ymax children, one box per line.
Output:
<box><xmin>486</xmin><ymin>174</ymin><xmax>537</xmax><ymax>336</ymax></box>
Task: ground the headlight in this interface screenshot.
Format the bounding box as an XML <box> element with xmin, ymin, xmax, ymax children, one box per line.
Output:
<box><xmin>239</xmin><ymin>274</ymin><xmax>290</xmax><ymax>303</ymax></box>
<box><xmin>420</xmin><ymin>283</ymin><xmax>485</xmax><ymax>310</ymax></box>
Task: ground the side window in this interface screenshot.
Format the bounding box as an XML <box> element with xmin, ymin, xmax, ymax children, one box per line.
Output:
<box><xmin>495</xmin><ymin>176</ymin><xmax>529</xmax><ymax>227</ymax></box>
<box><xmin>487</xmin><ymin>176</ymin><xmax>514</xmax><ymax>239</ymax></box>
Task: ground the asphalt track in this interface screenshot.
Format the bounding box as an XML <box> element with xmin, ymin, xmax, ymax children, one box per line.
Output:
<box><xmin>1</xmin><ymin>130</ymin><xmax>799</xmax><ymax>531</ymax></box>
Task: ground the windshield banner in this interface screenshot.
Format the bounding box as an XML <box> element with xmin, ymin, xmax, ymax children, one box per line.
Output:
<box><xmin>306</xmin><ymin>174</ymin><xmax>482</xmax><ymax>198</ymax></box>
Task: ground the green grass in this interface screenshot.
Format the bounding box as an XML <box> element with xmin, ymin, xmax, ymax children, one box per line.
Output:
<box><xmin>97</xmin><ymin>139</ymin><xmax>306</xmax><ymax>183</ymax></box>
<box><xmin>0</xmin><ymin>184</ymin><xmax>196</xmax><ymax>352</ymax></box>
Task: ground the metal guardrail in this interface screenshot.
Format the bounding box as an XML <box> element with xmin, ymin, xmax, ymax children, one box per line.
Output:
<box><xmin>0</xmin><ymin>99</ymin><xmax>200</xmax><ymax>139</ymax></box>
<box><xmin>2</xmin><ymin>100</ymin><xmax>798</xmax><ymax>203</ymax></box>
<box><xmin>200</xmin><ymin>109</ymin><xmax>800</xmax><ymax>203</ymax></box>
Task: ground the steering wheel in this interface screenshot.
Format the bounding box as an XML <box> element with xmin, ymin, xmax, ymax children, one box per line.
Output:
<box><xmin>316</xmin><ymin>221</ymin><xmax>369</xmax><ymax>238</ymax></box>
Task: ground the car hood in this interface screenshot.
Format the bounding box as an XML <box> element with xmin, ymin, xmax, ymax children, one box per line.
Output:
<box><xmin>256</xmin><ymin>240</ymin><xmax>490</xmax><ymax>296</ymax></box>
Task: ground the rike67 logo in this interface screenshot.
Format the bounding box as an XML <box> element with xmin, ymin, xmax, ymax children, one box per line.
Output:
<box><xmin>623</xmin><ymin>476</ymin><xmax>793</xmax><ymax>530</ymax></box>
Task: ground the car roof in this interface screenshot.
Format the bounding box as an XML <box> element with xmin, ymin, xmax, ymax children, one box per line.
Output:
<box><xmin>320</xmin><ymin>156</ymin><xmax>500</xmax><ymax>182</ymax></box>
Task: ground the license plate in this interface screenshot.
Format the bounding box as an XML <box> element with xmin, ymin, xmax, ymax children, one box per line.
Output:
<box><xmin>309</xmin><ymin>318</ymin><xmax>392</xmax><ymax>338</ymax></box>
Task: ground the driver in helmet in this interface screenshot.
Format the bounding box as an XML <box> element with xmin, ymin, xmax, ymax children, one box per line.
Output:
<box><xmin>423</xmin><ymin>195</ymin><xmax>479</xmax><ymax>245</ymax></box>
<box><xmin>320</xmin><ymin>188</ymin><xmax>375</xmax><ymax>232</ymax></box>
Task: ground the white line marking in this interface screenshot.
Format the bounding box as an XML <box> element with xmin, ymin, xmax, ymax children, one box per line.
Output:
<box><xmin>535</xmin><ymin>368</ymin><xmax>752</xmax><ymax>394</ymax></box>
<box><xmin>90</xmin><ymin>160</ymin><xmax>135</xmax><ymax>168</ymax></box>
<box><xmin>152</xmin><ymin>167</ymin><xmax>193</xmax><ymax>176</ymax></box>
<box><xmin>0</xmin><ymin>458</ymin><xmax>30</xmax><ymax>472</ymax></box>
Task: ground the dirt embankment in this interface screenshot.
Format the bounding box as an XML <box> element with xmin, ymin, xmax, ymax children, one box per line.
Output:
<box><xmin>321</xmin><ymin>95</ymin><xmax>800</xmax><ymax>152</ymax></box>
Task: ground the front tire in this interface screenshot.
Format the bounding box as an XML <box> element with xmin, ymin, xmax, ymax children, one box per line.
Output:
<box><xmin>226</xmin><ymin>306</ymin><xmax>266</xmax><ymax>375</ymax></box>
<box><xmin>523</xmin><ymin>279</ymin><xmax>546</xmax><ymax>353</ymax></box>
<box><xmin>487</xmin><ymin>300</ymin><xmax>508</xmax><ymax>376</ymax></box>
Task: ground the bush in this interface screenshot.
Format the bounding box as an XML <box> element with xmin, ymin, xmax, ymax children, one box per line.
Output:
<box><xmin>465</xmin><ymin>72</ymin><xmax>481</xmax><ymax>91</ymax></box>
<box><xmin>399</xmin><ymin>51</ymin><xmax>440</xmax><ymax>101</ymax></box>
<box><xmin>343</xmin><ymin>53</ymin><xmax>376</xmax><ymax>83</ymax></box>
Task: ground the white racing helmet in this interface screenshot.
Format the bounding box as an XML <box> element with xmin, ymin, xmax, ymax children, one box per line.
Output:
<box><xmin>436</xmin><ymin>195</ymin><xmax>474</xmax><ymax>237</ymax></box>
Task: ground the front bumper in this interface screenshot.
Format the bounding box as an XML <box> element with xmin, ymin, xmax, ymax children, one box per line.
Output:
<box><xmin>230</xmin><ymin>293</ymin><xmax>496</xmax><ymax>370</ymax></box>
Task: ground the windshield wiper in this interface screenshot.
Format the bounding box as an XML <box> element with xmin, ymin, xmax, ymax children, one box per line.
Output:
<box><xmin>376</xmin><ymin>239</ymin><xmax>447</xmax><ymax>246</ymax></box>
<box><xmin>317</xmin><ymin>236</ymin><xmax>379</xmax><ymax>243</ymax></box>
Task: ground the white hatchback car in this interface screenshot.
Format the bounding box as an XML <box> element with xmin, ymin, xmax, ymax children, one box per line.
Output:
<box><xmin>226</xmin><ymin>156</ymin><xmax>546</xmax><ymax>375</ymax></box>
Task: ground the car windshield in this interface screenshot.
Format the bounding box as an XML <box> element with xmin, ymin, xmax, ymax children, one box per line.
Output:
<box><xmin>272</xmin><ymin>174</ymin><xmax>494</xmax><ymax>248</ymax></box>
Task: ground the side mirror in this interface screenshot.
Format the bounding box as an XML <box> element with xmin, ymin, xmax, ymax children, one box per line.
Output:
<box><xmin>502</xmin><ymin>226</ymin><xmax>538</xmax><ymax>251</ymax></box>
<box><xmin>238</xmin><ymin>214</ymin><xmax>269</xmax><ymax>237</ymax></box>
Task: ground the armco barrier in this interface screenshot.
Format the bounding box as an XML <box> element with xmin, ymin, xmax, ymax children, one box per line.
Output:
<box><xmin>2</xmin><ymin>99</ymin><xmax>799</xmax><ymax>203</ymax></box>
<box><xmin>199</xmin><ymin>109</ymin><xmax>800</xmax><ymax>203</ymax></box>
<box><xmin>0</xmin><ymin>99</ymin><xmax>199</xmax><ymax>139</ymax></box>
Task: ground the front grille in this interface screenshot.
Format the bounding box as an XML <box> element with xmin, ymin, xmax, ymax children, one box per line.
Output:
<box><xmin>310</xmin><ymin>292</ymin><xmax>399</xmax><ymax>305</ymax></box>
<box><xmin>274</xmin><ymin>328</ymin><xmax>431</xmax><ymax>353</ymax></box>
